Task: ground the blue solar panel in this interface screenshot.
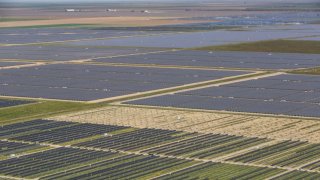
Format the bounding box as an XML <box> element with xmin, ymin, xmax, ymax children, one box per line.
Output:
<box><xmin>126</xmin><ymin>74</ymin><xmax>320</xmax><ymax>118</ymax></box>
<box><xmin>0</xmin><ymin>64</ymin><xmax>248</xmax><ymax>101</ymax></box>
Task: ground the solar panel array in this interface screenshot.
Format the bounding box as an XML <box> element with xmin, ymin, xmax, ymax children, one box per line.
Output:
<box><xmin>0</xmin><ymin>64</ymin><xmax>248</xmax><ymax>101</ymax></box>
<box><xmin>1</xmin><ymin>119</ymin><xmax>127</xmax><ymax>143</ymax></box>
<box><xmin>67</xmin><ymin>27</ymin><xmax>320</xmax><ymax>48</ymax></box>
<box><xmin>0</xmin><ymin>99</ymin><xmax>32</xmax><ymax>108</ymax></box>
<box><xmin>95</xmin><ymin>50</ymin><xmax>320</xmax><ymax>70</ymax></box>
<box><xmin>0</xmin><ymin>28</ymin><xmax>164</xmax><ymax>44</ymax></box>
<box><xmin>126</xmin><ymin>74</ymin><xmax>320</xmax><ymax>118</ymax></box>
<box><xmin>0</xmin><ymin>45</ymin><xmax>162</xmax><ymax>61</ymax></box>
<box><xmin>0</xmin><ymin>62</ymin><xmax>31</xmax><ymax>67</ymax></box>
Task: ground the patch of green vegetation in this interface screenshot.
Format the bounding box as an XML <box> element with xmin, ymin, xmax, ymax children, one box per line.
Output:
<box><xmin>290</xmin><ymin>67</ymin><xmax>320</xmax><ymax>75</ymax></box>
<box><xmin>108</xmin><ymin>127</ymin><xmax>137</xmax><ymax>135</ymax></box>
<box><xmin>195</xmin><ymin>40</ymin><xmax>320</xmax><ymax>54</ymax></box>
<box><xmin>0</xmin><ymin>100</ymin><xmax>106</xmax><ymax>125</ymax></box>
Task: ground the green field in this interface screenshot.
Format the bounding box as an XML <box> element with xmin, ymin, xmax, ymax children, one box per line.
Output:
<box><xmin>0</xmin><ymin>100</ymin><xmax>105</xmax><ymax>125</ymax></box>
<box><xmin>195</xmin><ymin>40</ymin><xmax>320</xmax><ymax>54</ymax></box>
<box><xmin>290</xmin><ymin>67</ymin><xmax>320</xmax><ymax>75</ymax></box>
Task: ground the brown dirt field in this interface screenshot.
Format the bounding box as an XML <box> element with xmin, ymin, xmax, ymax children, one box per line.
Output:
<box><xmin>51</xmin><ymin>106</ymin><xmax>320</xmax><ymax>144</ymax></box>
<box><xmin>0</xmin><ymin>16</ymin><xmax>215</xmax><ymax>28</ymax></box>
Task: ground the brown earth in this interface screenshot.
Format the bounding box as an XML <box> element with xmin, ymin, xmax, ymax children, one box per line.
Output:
<box><xmin>0</xmin><ymin>16</ymin><xmax>216</xmax><ymax>28</ymax></box>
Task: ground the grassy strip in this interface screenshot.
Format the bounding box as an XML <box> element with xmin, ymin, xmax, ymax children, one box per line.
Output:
<box><xmin>108</xmin><ymin>127</ymin><xmax>137</xmax><ymax>135</ymax></box>
<box><xmin>194</xmin><ymin>40</ymin><xmax>320</xmax><ymax>54</ymax></box>
<box><xmin>290</xmin><ymin>67</ymin><xmax>320</xmax><ymax>75</ymax></box>
<box><xmin>0</xmin><ymin>101</ymin><xmax>107</xmax><ymax>125</ymax></box>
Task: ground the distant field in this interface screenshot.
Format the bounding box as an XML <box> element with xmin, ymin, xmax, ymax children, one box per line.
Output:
<box><xmin>0</xmin><ymin>16</ymin><xmax>214</xmax><ymax>28</ymax></box>
<box><xmin>0</xmin><ymin>18</ymin><xmax>44</xmax><ymax>22</ymax></box>
<box><xmin>195</xmin><ymin>40</ymin><xmax>320</xmax><ymax>54</ymax></box>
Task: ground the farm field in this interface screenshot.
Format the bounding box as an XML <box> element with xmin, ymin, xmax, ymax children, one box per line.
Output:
<box><xmin>1</xmin><ymin>0</ymin><xmax>320</xmax><ymax>179</ymax></box>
